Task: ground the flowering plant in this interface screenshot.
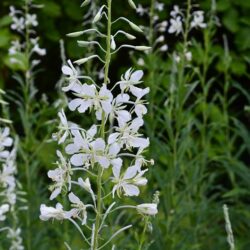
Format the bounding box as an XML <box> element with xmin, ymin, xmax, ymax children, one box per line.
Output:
<box><xmin>0</xmin><ymin>91</ymin><xmax>24</xmax><ymax>250</ymax></box>
<box><xmin>40</xmin><ymin>0</ymin><xmax>158</xmax><ymax>249</ymax></box>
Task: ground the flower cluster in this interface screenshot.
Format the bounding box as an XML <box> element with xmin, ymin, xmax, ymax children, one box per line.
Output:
<box><xmin>9</xmin><ymin>4</ymin><xmax>46</xmax><ymax>67</ymax></box>
<box><xmin>168</xmin><ymin>5</ymin><xmax>206</xmax><ymax>35</ymax></box>
<box><xmin>40</xmin><ymin>0</ymin><xmax>158</xmax><ymax>248</ymax></box>
<box><xmin>136</xmin><ymin>3</ymin><xmax>207</xmax><ymax>67</ymax></box>
<box><xmin>136</xmin><ymin>1</ymin><xmax>168</xmax><ymax>54</ymax></box>
<box><xmin>168</xmin><ymin>5</ymin><xmax>207</xmax><ymax>63</ymax></box>
<box><xmin>41</xmin><ymin>66</ymin><xmax>156</xmax><ymax>216</ymax></box>
<box><xmin>0</xmin><ymin>127</ymin><xmax>24</xmax><ymax>249</ymax></box>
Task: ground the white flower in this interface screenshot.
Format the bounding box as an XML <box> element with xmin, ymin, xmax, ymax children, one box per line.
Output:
<box><xmin>155</xmin><ymin>2</ymin><xmax>164</xmax><ymax>12</ymax></box>
<box><xmin>32</xmin><ymin>44</ymin><xmax>46</xmax><ymax>56</ymax></box>
<box><xmin>191</xmin><ymin>11</ymin><xmax>207</xmax><ymax>29</ymax></box>
<box><xmin>48</xmin><ymin>150</ymin><xmax>72</xmax><ymax>200</ymax></box>
<box><xmin>136</xmin><ymin>203</ymin><xmax>158</xmax><ymax>215</ymax></box>
<box><xmin>68</xmin><ymin>83</ymin><xmax>96</xmax><ymax>113</ymax></box>
<box><xmin>7</xmin><ymin>228</ymin><xmax>24</xmax><ymax>250</ymax></box>
<box><xmin>158</xmin><ymin>21</ymin><xmax>168</xmax><ymax>32</ymax></box>
<box><xmin>159</xmin><ymin>44</ymin><xmax>168</xmax><ymax>52</ymax></box>
<box><xmin>62</xmin><ymin>60</ymin><xmax>82</xmax><ymax>92</ymax></box>
<box><xmin>9</xmin><ymin>6</ymin><xmax>17</xmax><ymax>17</ymax></box>
<box><xmin>40</xmin><ymin>203</ymin><xmax>69</xmax><ymax>221</ymax></box>
<box><xmin>65</xmin><ymin>126</ymin><xmax>96</xmax><ymax>166</ymax></box>
<box><xmin>168</xmin><ymin>16</ymin><xmax>182</xmax><ymax>35</ymax></box>
<box><xmin>0</xmin><ymin>127</ymin><xmax>13</xmax><ymax>159</ymax></box>
<box><xmin>109</xmin><ymin>93</ymin><xmax>131</xmax><ymax>125</ymax></box>
<box><xmin>0</xmin><ymin>127</ymin><xmax>13</xmax><ymax>149</ymax></box>
<box><xmin>134</xmin><ymin>104</ymin><xmax>148</xmax><ymax>117</ymax></box>
<box><xmin>130</xmin><ymin>86</ymin><xmax>149</xmax><ymax>100</ymax></box>
<box><xmin>78</xmin><ymin>177</ymin><xmax>91</xmax><ymax>192</ymax></box>
<box><xmin>136</xmin><ymin>4</ymin><xmax>146</xmax><ymax>16</ymax></box>
<box><xmin>56</xmin><ymin>109</ymin><xmax>77</xmax><ymax>144</ymax></box>
<box><xmin>98</xmin><ymin>84</ymin><xmax>113</xmax><ymax>115</ymax></box>
<box><xmin>67</xmin><ymin>136</ymin><xmax>107</xmax><ymax>167</ymax></box>
<box><xmin>118</xmin><ymin>68</ymin><xmax>144</xmax><ymax>92</ymax></box>
<box><xmin>173</xmin><ymin>53</ymin><xmax>181</xmax><ymax>63</ymax></box>
<box><xmin>185</xmin><ymin>51</ymin><xmax>192</xmax><ymax>61</ymax></box>
<box><xmin>0</xmin><ymin>161</ymin><xmax>16</xmax><ymax>191</ymax></box>
<box><xmin>78</xmin><ymin>177</ymin><xmax>96</xmax><ymax>204</ymax></box>
<box><xmin>170</xmin><ymin>5</ymin><xmax>181</xmax><ymax>18</ymax></box>
<box><xmin>9</xmin><ymin>40</ymin><xmax>22</xmax><ymax>55</ymax></box>
<box><xmin>89</xmin><ymin>138</ymin><xmax>110</xmax><ymax>168</ymax></box>
<box><xmin>108</xmin><ymin>118</ymin><xmax>149</xmax><ymax>150</ymax></box>
<box><xmin>137</xmin><ymin>58</ymin><xmax>145</xmax><ymax>66</ymax></box>
<box><xmin>11</xmin><ymin>17</ymin><xmax>25</xmax><ymax>32</ymax></box>
<box><xmin>68</xmin><ymin>192</ymin><xmax>88</xmax><ymax>225</ymax></box>
<box><xmin>0</xmin><ymin>204</ymin><xmax>10</xmax><ymax>221</ymax></box>
<box><xmin>155</xmin><ymin>35</ymin><xmax>165</xmax><ymax>44</ymax></box>
<box><xmin>69</xmin><ymin>84</ymin><xmax>113</xmax><ymax>118</ymax></box>
<box><xmin>25</xmin><ymin>14</ymin><xmax>38</xmax><ymax>27</ymax></box>
<box><xmin>112</xmin><ymin>164</ymin><xmax>148</xmax><ymax>197</ymax></box>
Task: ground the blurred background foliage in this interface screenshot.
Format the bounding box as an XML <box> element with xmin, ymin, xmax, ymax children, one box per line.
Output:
<box><xmin>0</xmin><ymin>0</ymin><xmax>250</xmax><ymax>250</ymax></box>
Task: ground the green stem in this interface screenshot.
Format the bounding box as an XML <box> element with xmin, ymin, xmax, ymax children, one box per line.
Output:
<box><xmin>138</xmin><ymin>217</ymin><xmax>149</xmax><ymax>250</ymax></box>
<box><xmin>104</xmin><ymin>0</ymin><xmax>112</xmax><ymax>84</ymax></box>
<box><xmin>92</xmin><ymin>1</ymin><xmax>112</xmax><ymax>249</ymax></box>
<box><xmin>23</xmin><ymin>1</ymin><xmax>32</xmax><ymax>249</ymax></box>
<box><xmin>148</xmin><ymin>0</ymin><xmax>155</xmax><ymax>46</ymax></box>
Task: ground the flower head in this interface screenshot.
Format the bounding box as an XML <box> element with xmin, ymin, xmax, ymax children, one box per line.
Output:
<box><xmin>112</xmin><ymin>164</ymin><xmax>148</xmax><ymax>197</ymax></box>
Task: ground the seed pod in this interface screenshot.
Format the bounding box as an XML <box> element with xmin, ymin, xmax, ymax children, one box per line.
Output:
<box><xmin>128</xmin><ymin>0</ymin><xmax>137</xmax><ymax>9</ymax></box>
<box><xmin>135</xmin><ymin>46</ymin><xmax>151</xmax><ymax>51</ymax></box>
<box><xmin>128</xmin><ymin>20</ymin><xmax>143</xmax><ymax>33</ymax></box>
<box><xmin>93</xmin><ymin>6</ymin><xmax>105</xmax><ymax>23</ymax></box>
<box><xmin>81</xmin><ymin>0</ymin><xmax>91</xmax><ymax>7</ymax></box>
<box><xmin>67</xmin><ymin>31</ymin><xmax>84</xmax><ymax>37</ymax></box>
<box><xmin>111</xmin><ymin>36</ymin><xmax>116</xmax><ymax>50</ymax></box>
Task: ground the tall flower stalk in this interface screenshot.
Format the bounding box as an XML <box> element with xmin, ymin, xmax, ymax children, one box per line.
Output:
<box><xmin>8</xmin><ymin>1</ymin><xmax>50</xmax><ymax>249</ymax></box>
<box><xmin>40</xmin><ymin>0</ymin><xmax>157</xmax><ymax>249</ymax></box>
<box><xmin>0</xmin><ymin>91</ymin><xmax>24</xmax><ymax>250</ymax></box>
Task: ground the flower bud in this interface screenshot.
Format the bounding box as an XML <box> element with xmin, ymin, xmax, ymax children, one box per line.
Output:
<box><xmin>128</xmin><ymin>20</ymin><xmax>143</xmax><ymax>33</ymax></box>
<box><xmin>67</xmin><ymin>31</ymin><xmax>85</xmax><ymax>37</ymax></box>
<box><xmin>128</xmin><ymin>0</ymin><xmax>137</xmax><ymax>9</ymax></box>
<box><xmin>81</xmin><ymin>0</ymin><xmax>91</xmax><ymax>7</ymax></box>
<box><xmin>137</xmin><ymin>203</ymin><xmax>158</xmax><ymax>215</ymax></box>
<box><xmin>111</xmin><ymin>36</ymin><xmax>116</xmax><ymax>50</ymax></box>
<box><xmin>93</xmin><ymin>6</ymin><xmax>105</xmax><ymax>23</ymax></box>
<box><xmin>135</xmin><ymin>46</ymin><xmax>151</xmax><ymax>51</ymax></box>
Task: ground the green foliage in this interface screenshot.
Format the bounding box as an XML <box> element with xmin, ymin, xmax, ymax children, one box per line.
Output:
<box><xmin>0</xmin><ymin>0</ymin><xmax>249</xmax><ymax>249</ymax></box>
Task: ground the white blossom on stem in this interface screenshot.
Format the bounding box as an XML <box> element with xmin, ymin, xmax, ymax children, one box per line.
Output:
<box><xmin>112</xmin><ymin>164</ymin><xmax>148</xmax><ymax>197</ymax></box>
